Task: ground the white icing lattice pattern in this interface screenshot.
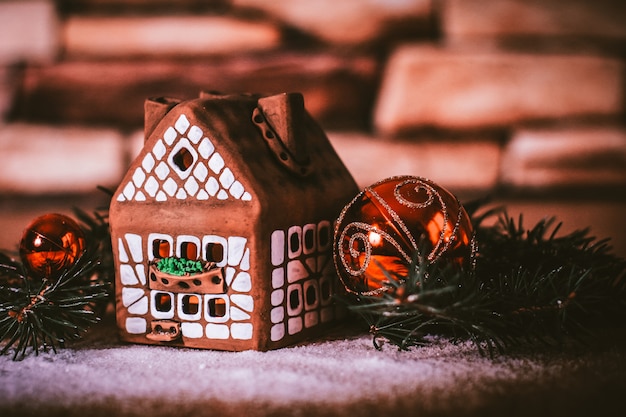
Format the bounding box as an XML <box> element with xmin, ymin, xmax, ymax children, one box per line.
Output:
<box><xmin>269</xmin><ymin>220</ymin><xmax>336</xmax><ymax>342</ymax></box>
<box><xmin>116</xmin><ymin>114</ymin><xmax>252</xmax><ymax>203</ymax></box>
<box><xmin>118</xmin><ymin>232</ymin><xmax>254</xmax><ymax>340</ymax></box>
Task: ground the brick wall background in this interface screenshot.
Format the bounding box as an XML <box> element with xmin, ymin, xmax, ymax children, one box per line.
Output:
<box><xmin>0</xmin><ymin>0</ymin><xmax>625</xmax><ymax>254</ymax></box>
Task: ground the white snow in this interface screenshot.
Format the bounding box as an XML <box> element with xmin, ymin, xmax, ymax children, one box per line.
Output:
<box><xmin>1</xmin><ymin>316</ymin><xmax>625</xmax><ymax>417</ymax></box>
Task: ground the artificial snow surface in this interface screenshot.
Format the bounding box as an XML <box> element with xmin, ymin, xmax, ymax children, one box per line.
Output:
<box><xmin>1</xmin><ymin>316</ymin><xmax>626</xmax><ymax>417</ymax></box>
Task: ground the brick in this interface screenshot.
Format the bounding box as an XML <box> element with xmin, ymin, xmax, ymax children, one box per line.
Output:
<box><xmin>500</xmin><ymin>126</ymin><xmax>626</xmax><ymax>189</ymax></box>
<box><xmin>0</xmin><ymin>124</ymin><xmax>126</xmax><ymax>194</ymax></box>
<box><xmin>0</xmin><ymin>66</ymin><xmax>19</xmax><ymax>120</ymax></box>
<box><xmin>0</xmin><ymin>0</ymin><xmax>59</xmax><ymax>64</ymax></box>
<box><xmin>56</xmin><ymin>0</ymin><xmax>227</xmax><ymax>13</ymax></box>
<box><xmin>443</xmin><ymin>0</ymin><xmax>626</xmax><ymax>41</ymax></box>
<box><xmin>13</xmin><ymin>53</ymin><xmax>378</xmax><ymax>129</ymax></box>
<box><xmin>232</xmin><ymin>0</ymin><xmax>432</xmax><ymax>44</ymax></box>
<box><xmin>374</xmin><ymin>45</ymin><xmax>624</xmax><ymax>134</ymax></box>
<box><xmin>328</xmin><ymin>131</ymin><xmax>500</xmax><ymax>193</ymax></box>
<box><xmin>62</xmin><ymin>15</ymin><xmax>281</xmax><ymax>57</ymax></box>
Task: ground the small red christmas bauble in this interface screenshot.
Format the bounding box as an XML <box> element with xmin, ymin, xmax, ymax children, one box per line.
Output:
<box><xmin>19</xmin><ymin>213</ymin><xmax>86</xmax><ymax>279</ymax></box>
<box><xmin>333</xmin><ymin>176</ymin><xmax>474</xmax><ymax>295</ymax></box>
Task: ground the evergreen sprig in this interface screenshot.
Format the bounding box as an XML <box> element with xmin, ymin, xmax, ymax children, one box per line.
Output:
<box><xmin>347</xmin><ymin>206</ymin><xmax>626</xmax><ymax>355</ymax></box>
<box><xmin>2</xmin><ymin>197</ymin><xmax>624</xmax><ymax>359</ymax></box>
<box><xmin>0</xmin><ymin>206</ymin><xmax>112</xmax><ymax>360</ymax></box>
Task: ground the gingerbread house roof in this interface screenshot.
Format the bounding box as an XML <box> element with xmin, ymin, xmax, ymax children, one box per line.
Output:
<box><xmin>113</xmin><ymin>93</ymin><xmax>354</xmax><ymax>211</ymax></box>
<box><xmin>116</xmin><ymin>109</ymin><xmax>253</xmax><ymax>204</ymax></box>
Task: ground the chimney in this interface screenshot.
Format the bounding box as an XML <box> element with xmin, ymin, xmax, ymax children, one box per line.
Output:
<box><xmin>257</xmin><ymin>93</ymin><xmax>309</xmax><ymax>166</ymax></box>
<box><xmin>144</xmin><ymin>97</ymin><xmax>181</xmax><ymax>141</ymax></box>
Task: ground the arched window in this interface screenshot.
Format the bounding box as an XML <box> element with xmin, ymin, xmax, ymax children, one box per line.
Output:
<box><xmin>152</xmin><ymin>240</ymin><xmax>170</xmax><ymax>259</ymax></box>
<box><xmin>207</xmin><ymin>297</ymin><xmax>226</xmax><ymax>317</ymax></box>
<box><xmin>205</xmin><ymin>242</ymin><xmax>224</xmax><ymax>263</ymax></box>
<box><xmin>180</xmin><ymin>242</ymin><xmax>198</xmax><ymax>260</ymax></box>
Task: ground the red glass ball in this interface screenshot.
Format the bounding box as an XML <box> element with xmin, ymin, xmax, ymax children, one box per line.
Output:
<box><xmin>19</xmin><ymin>213</ymin><xmax>86</xmax><ymax>279</ymax></box>
<box><xmin>333</xmin><ymin>176</ymin><xmax>474</xmax><ymax>295</ymax></box>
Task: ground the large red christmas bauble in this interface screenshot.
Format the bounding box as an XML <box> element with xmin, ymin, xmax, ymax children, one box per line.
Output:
<box><xmin>333</xmin><ymin>176</ymin><xmax>474</xmax><ymax>295</ymax></box>
<box><xmin>19</xmin><ymin>213</ymin><xmax>86</xmax><ymax>279</ymax></box>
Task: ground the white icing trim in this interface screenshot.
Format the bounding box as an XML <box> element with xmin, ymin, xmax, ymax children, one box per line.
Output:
<box><xmin>302</xmin><ymin>223</ymin><xmax>317</xmax><ymax>255</ymax></box>
<box><xmin>288</xmin><ymin>317</ymin><xmax>303</xmax><ymax>335</ymax></box>
<box><xmin>147</xmin><ymin>233</ymin><xmax>173</xmax><ymax>261</ymax></box>
<box><xmin>144</xmin><ymin>176</ymin><xmax>159</xmax><ymax>197</ymax></box>
<box><xmin>150</xmin><ymin>290</ymin><xmax>175</xmax><ymax>319</ymax></box>
<box><xmin>286</xmin><ymin>284</ymin><xmax>303</xmax><ymax>317</ymax></box>
<box><xmin>125</xmin><ymin>233</ymin><xmax>143</xmax><ymax>263</ymax></box>
<box><xmin>270</xmin><ymin>323</ymin><xmax>285</xmax><ymax>341</ymax></box>
<box><xmin>118</xmin><ymin>238</ymin><xmax>129</xmax><ymax>263</ymax></box>
<box><xmin>219</xmin><ymin>167</ymin><xmax>235</xmax><ymax>189</ymax></box>
<box><xmin>231</xmin><ymin>323</ymin><xmax>253</xmax><ymax>340</ymax></box>
<box><xmin>272</xmin><ymin>268</ymin><xmax>284</xmax><ymax>289</ymax></box>
<box><xmin>174</xmin><ymin>114</ymin><xmax>190</xmax><ymax>135</ymax></box>
<box><xmin>240</xmin><ymin>248</ymin><xmax>250</xmax><ymax>271</ymax></box>
<box><xmin>206</xmin><ymin>323</ymin><xmax>229</xmax><ymax>339</ymax></box>
<box><xmin>271</xmin><ymin>289</ymin><xmax>284</xmax><ymax>307</ymax></box>
<box><xmin>153</xmin><ymin>139</ymin><xmax>167</xmax><ymax>159</ymax></box>
<box><xmin>125</xmin><ymin>317</ymin><xmax>147</xmax><ymax>334</ymax></box>
<box><xmin>181</xmin><ymin>322</ymin><xmax>203</xmax><ymax>338</ymax></box>
<box><xmin>135</xmin><ymin>264</ymin><xmax>146</xmax><ymax>285</ymax></box>
<box><xmin>193</xmin><ymin>161</ymin><xmax>208</xmax><ymax>182</ymax></box>
<box><xmin>287</xmin><ymin>259</ymin><xmax>308</xmax><ymax>283</ymax></box>
<box><xmin>271</xmin><ymin>307</ymin><xmax>284</xmax><ymax>324</ymax></box>
<box><xmin>230</xmin><ymin>294</ymin><xmax>254</xmax><ymax>312</ymax></box>
<box><xmin>177</xmin><ymin>293</ymin><xmax>202</xmax><ymax>321</ymax></box>
<box><xmin>303</xmin><ymin>279</ymin><xmax>320</xmax><ymax>311</ymax></box>
<box><xmin>231</xmin><ymin>271</ymin><xmax>251</xmax><ymax>292</ymax></box>
<box><xmin>202</xmin><ymin>235</ymin><xmax>227</xmax><ymax>267</ymax></box>
<box><xmin>208</xmin><ymin>153</ymin><xmax>224</xmax><ymax>174</ymax></box>
<box><xmin>163</xmin><ymin>127</ymin><xmax>177</xmax><ymax>146</ymax></box>
<box><xmin>120</xmin><ymin>264</ymin><xmax>138</xmax><ymax>286</ymax></box>
<box><xmin>198</xmin><ymin>137</ymin><xmax>214</xmax><ymax>159</ymax></box>
<box><xmin>122</xmin><ymin>287</ymin><xmax>145</xmax><ymax>307</ymax></box>
<box><xmin>128</xmin><ymin>296</ymin><xmax>148</xmax><ymax>315</ymax></box>
<box><xmin>187</xmin><ymin>125</ymin><xmax>203</xmax><ymax>144</ymax></box>
<box><xmin>230</xmin><ymin>306</ymin><xmax>251</xmax><ymax>321</ymax></box>
<box><xmin>142</xmin><ymin>153</ymin><xmax>155</xmax><ymax>172</ymax></box>
<box><xmin>204</xmin><ymin>295</ymin><xmax>230</xmax><ymax>323</ymax></box>
<box><xmin>224</xmin><ymin>267</ymin><xmax>236</xmax><ymax>286</ymax></box>
<box><xmin>270</xmin><ymin>230</ymin><xmax>285</xmax><ymax>266</ymax></box>
<box><xmin>168</xmin><ymin>138</ymin><xmax>197</xmax><ymax>180</ymax></box>
<box><xmin>176</xmin><ymin>235</ymin><xmax>201</xmax><ymax>259</ymax></box>
<box><xmin>227</xmin><ymin>236</ymin><xmax>247</xmax><ymax>266</ymax></box>
<box><xmin>132</xmin><ymin>168</ymin><xmax>146</xmax><ymax>188</ymax></box>
<box><xmin>287</xmin><ymin>226</ymin><xmax>303</xmax><ymax>259</ymax></box>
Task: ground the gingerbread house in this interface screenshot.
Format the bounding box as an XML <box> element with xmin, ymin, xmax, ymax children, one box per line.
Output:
<box><xmin>110</xmin><ymin>92</ymin><xmax>358</xmax><ymax>350</ymax></box>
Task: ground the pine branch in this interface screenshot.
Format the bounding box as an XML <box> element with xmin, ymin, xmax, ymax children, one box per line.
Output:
<box><xmin>0</xmin><ymin>208</ymin><xmax>112</xmax><ymax>361</ymax></box>
<box><xmin>346</xmin><ymin>207</ymin><xmax>626</xmax><ymax>355</ymax></box>
<box><xmin>0</xmin><ymin>250</ymin><xmax>109</xmax><ymax>360</ymax></box>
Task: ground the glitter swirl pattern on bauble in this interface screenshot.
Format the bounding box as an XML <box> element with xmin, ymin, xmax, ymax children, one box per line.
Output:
<box><xmin>333</xmin><ymin>176</ymin><xmax>475</xmax><ymax>296</ymax></box>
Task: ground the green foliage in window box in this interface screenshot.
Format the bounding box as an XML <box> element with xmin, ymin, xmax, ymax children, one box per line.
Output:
<box><xmin>156</xmin><ymin>257</ymin><xmax>204</xmax><ymax>276</ymax></box>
